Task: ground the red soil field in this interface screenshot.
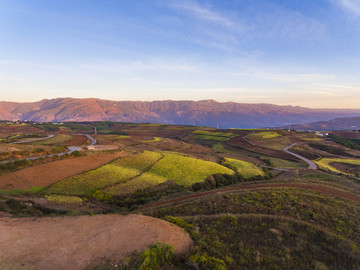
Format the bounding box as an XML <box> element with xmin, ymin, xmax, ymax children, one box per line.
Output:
<box><xmin>227</xmin><ymin>135</ymin><xmax>299</xmax><ymax>161</ymax></box>
<box><xmin>0</xmin><ymin>152</ymin><xmax>127</xmax><ymax>190</ymax></box>
<box><xmin>62</xmin><ymin>135</ymin><xmax>89</xmax><ymax>146</ymax></box>
<box><xmin>0</xmin><ymin>214</ymin><xmax>193</xmax><ymax>270</ymax></box>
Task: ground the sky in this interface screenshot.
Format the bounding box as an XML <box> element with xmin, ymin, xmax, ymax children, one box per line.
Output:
<box><xmin>0</xmin><ymin>0</ymin><xmax>360</xmax><ymax>108</ymax></box>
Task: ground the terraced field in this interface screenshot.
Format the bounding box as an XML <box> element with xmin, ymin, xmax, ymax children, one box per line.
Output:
<box><xmin>105</xmin><ymin>152</ymin><xmax>234</xmax><ymax>195</ymax></box>
<box><xmin>222</xmin><ymin>157</ymin><xmax>264</xmax><ymax>178</ymax></box>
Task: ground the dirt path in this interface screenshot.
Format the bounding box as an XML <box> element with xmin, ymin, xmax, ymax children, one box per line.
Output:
<box><xmin>137</xmin><ymin>183</ymin><xmax>360</xmax><ymax>211</ymax></box>
<box><xmin>0</xmin><ymin>214</ymin><xmax>193</xmax><ymax>270</ymax></box>
<box><xmin>0</xmin><ymin>152</ymin><xmax>127</xmax><ymax>190</ymax></box>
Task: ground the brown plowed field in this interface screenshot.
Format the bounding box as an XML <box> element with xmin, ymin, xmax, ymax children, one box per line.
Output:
<box><xmin>62</xmin><ymin>135</ymin><xmax>88</xmax><ymax>146</ymax></box>
<box><xmin>138</xmin><ymin>183</ymin><xmax>360</xmax><ymax>211</ymax></box>
<box><xmin>227</xmin><ymin>135</ymin><xmax>298</xmax><ymax>161</ymax></box>
<box><xmin>0</xmin><ymin>152</ymin><xmax>127</xmax><ymax>190</ymax></box>
<box><xmin>0</xmin><ymin>214</ymin><xmax>193</xmax><ymax>270</ymax></box>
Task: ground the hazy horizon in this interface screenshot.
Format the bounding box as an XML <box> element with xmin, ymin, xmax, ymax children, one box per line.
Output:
<box><xmin>2</xmin><ymin>96</ymin><xmax>360</xmax><ymax>111</ymax></box>
<box><xmin>1</xmin><ymin>0</ymin><xmax>360</xmax><ymax>108</ymax></box>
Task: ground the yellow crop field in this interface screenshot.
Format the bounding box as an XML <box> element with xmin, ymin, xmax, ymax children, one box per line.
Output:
<box><xmin>105</xmin><ymin>152</ymin><xmax>234</xmax><ymax>195</ymax></box>
<box><xmin>223</xmin><ymin>158</ymin><xmax>264</xmax><ymax>178</ymax></box>
<box><xmin>46</xmin><ymin>151</ymin><xmax>162</xmax><ymax>195</ymax></box>
<box><xmin>246</xmin><ymin>131</ymin><xmax>281</xmax><ymax>139</ymax></box>
<box><xmin>315</xmin><ymin>158</ymin><xmax>360</xmax><ymax>174</ymax></box>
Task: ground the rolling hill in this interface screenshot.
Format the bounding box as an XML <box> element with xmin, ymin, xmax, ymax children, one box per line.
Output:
<box><xmin>288</xmin><ymin>116</ymin><xmax>360</xmax><ymax>131</ymax></box>
<box><xmin>1</xmin><ymin>98</ymin><xmax>360</xmax><ymax>128</ymax></box>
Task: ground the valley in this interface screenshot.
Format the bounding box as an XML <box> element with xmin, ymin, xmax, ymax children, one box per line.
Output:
<box><xmin>1</xmin><ymin>121</ymin><xmax>360</xmax><ymax>269</ymax></box>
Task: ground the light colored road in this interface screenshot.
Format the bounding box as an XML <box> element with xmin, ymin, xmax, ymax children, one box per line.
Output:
<box><xmin>284</xmin><ymin>143</ymin><xmax>317</xmax><ymax>170</ymax></box>
<box><xmin>80</xmin><ymin>134</ymin><xmax>97</xmax><ymax>145</ymax></box>
<box><xmin>0</xmin><ymin>134</ymin><xmax>96</xmax><ymax>164</ymax></box>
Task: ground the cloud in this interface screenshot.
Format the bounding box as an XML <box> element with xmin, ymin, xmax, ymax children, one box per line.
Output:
<box><xmin>169</xmin><ymin>1</ymin><xmax>234</xmax><ymax>28</ymax></box>
<box><xmin>334</xmin><ymin>0</ymin><xmax>360</xmax><ymax>17</ymax></box>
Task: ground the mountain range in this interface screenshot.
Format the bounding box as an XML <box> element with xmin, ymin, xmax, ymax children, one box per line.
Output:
<box><xmin>1</xmin><ymin>98</ymin><xmax>360</xmax><ymax>129</ymax></box>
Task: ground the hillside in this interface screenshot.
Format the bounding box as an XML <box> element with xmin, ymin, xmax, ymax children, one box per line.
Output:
<box><xmin>1</xmin><ymin>98</ymin><xmax>360</xmax><ymax>128</ymax></box>
<box><xmin>288</xmin><ymin>116</ymin><xmax>360</xmax><ymax>131</ymax></box>
<box><xmin>1</xmin><ymin>122</ymin><xmax>360</xmax><ymax>268</ymax></box>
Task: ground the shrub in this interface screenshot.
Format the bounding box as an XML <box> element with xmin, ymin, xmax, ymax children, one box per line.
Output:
<box><xmin>190</xmin><ymin>253</ymin><xmax>226</xmax><ymax>270</ymax></box>
<box><xmin>138</xmin><ymin>242</ymin><xmax>174</xmax><ymax>270</ymax></box>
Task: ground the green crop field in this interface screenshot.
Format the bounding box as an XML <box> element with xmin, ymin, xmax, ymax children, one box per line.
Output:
<box><xmin>30</xmin><ymin>134</ymin><xmax>73</xmax><ymax>145</ymax></box>
<box><xmin>46</xmin><ymin>151</ymin><xmax>162</xmax><ymax>195</ymax></box>
<box><xmin>315</xmin><ymin>158</ymin><xmax>360</xmax><ymax>174</ymax></box>
<box><xmin>246</xmin><ymin>131</ymin><xmax>281</xmax><ymax>139</ymax></box>
<box><xmin>144</xmin><ymin>152</ymin><xmax>234</xmax><ymax>186</ymax></box>
<box><xmin>192</xmin><ymin>130</ymin><xmax>237</xmax><ymax>141</ymax></box>
<box><xmin>212</xmin><ymin>142</ymin><xmax>228</xmax><ymax>153</ymax></box>
<box><xmin>139</xmin><ymin>137</ymin><xmax>163</xmax><ymax>143</ymax></box>
<box><xmin>223</xmin><ymin>158</ymin><xmax>264</xmax><ymax>178</ymax></box>
<box><xmin>105</xmin><ymin>152</ymin><xmax>234</xmax><ymax>195</ymax></box>
<box><xmin>110</xmin><ymin>135</ymin><xmax>131</xmax><ymax>140</ymax></box>
<box><xmin>45</xmin><ymin>195</ymin><xmax>83</xmax><ymax>204</ymax></box>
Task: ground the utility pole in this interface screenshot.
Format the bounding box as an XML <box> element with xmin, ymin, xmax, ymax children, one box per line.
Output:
<box><xmin>94</xmin><ymin>127</ymin><xmax>97</xmax><ymax>135</ymax></box>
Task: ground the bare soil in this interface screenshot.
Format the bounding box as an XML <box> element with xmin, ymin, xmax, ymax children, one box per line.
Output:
<box><xmin>62</xmin><ymin>135</ymin><xmax>89</xmax><ymax>146</ymax></box>
<box><xmin>0</xmin><ymin>214</ymin><xmax>193</xmax><ymax>270</ymax></box>
<box><xmin>0</xmin><ymin>152</ymin><xmax>127</xmax><ymax>190</ymax></box>
<box><xmin>227</xmin><ymin>135</ymin><xmax>299</xmax><ymax>161</ymax></box>
<box><xmin>330</xmin><ymin>162</ymin><xmax>360</xmax><ymax>175</ymax></box>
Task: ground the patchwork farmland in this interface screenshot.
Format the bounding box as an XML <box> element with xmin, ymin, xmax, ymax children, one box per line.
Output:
<box><xmin>1</xmin><ymin>121</ymin><xmax>360</xmax><ymax>269</ymax></box>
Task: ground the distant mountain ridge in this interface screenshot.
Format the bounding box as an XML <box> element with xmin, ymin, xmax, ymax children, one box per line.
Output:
<box><xmin>1</xmin><ymin>98</ymin><xmax>360</xmax><ymax>129</ymax></box>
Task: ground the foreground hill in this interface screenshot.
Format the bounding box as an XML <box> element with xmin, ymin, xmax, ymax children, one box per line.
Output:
<box><xmin>1</xmin><ymin>98</ymin><xmax>360</xmax><ymax>128</ymax></box>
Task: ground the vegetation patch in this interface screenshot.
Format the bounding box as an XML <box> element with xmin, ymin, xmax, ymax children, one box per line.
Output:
<box><xmin>110</xmin><ymin>135</ymin><xmax>131</xmax><ymax>140</ymax></box>
<box><xmin>167</xmin><ymin>215</ymin><xmax>360</xmax><ymax>270</ymax></box>
<box><xmin>212</xmin><ymin>142</ymin><xmax>228</xmax><ymax>153</ymax></box>
<box><xmin>246</xmin><ymin>131</ymin><xmax>281</xmax><ymax>139</ymax></box>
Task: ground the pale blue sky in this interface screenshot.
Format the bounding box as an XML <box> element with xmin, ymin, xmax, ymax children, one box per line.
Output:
<box><xmin>1</xmin><ymin>0</ymin><xmax>360</xmax><ymax>108</ymax></box>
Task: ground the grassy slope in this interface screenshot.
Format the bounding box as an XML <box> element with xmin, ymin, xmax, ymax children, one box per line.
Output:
<box><xmin>145</xmin><ymin>188</ymin><xmax>360</xmax><ymax>269</ymax></box>
<box><xmin>223</xmin><ymin>157</ymin><xmax>264</xmax><ymax>178</ymax></box>
<box><xmin>105</xmin><ymin>152</ymin><xmax>234</xmax><ymax>195</ymax></box>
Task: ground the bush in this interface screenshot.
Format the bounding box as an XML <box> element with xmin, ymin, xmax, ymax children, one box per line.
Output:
<box><xmin>190</xmin><ymin>253</ymin><xmax>226</xmax><ymax>270</ymax></box>
<box><xmin>138</xmin><ymin>242</ymin><xmax>174</xmax><ymax>270</ymax></box>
